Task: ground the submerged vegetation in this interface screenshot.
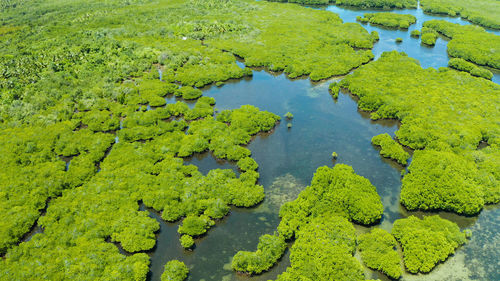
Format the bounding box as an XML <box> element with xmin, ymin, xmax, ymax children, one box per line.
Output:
<box><xmin>392</xmin><ymin>215</ymin><xmax>467</xmax><ymax>273</ymax></box>
<box><xmin>357</xmin><ymin>13</ymin><xmax>416</xmax><ymax>29</ymax></box>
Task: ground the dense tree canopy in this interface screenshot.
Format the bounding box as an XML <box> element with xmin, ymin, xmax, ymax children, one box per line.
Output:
<box><xmin>371</xmin><ymin>133</ymin><xmax>410</xmax><ymax>165</ymax></box>
<box><xmin>448</xmin><ymin>58</ymin><xmax>493</xmax><ymax>80</ymax></box>
<box><xmin>424</xmin><ymin>20</ymin><xmax>500</xmax><ymax>69</ymax></box>
<box><xmin>358</xmin><ymin>228</ymin><xmax>402</xmax><ymax>279</ymax></box>
<box><xmin>420</xmin><ymin>0</ymin><xmax>500</xmax><ymax>29</ymax></box>
<box><xmin>357</xmin><ymin>12</ymin><xmax>416</xmax><ymax>29</ymax></box>
<box><xmin>392</xmin><ymin>215</ymin><xmax>467</xmax><ymax>273</ymax></box>
<box><xmin>341</xmin><ymin>51</ymin><xmax>500</xmax><ymax>214</ymax></box>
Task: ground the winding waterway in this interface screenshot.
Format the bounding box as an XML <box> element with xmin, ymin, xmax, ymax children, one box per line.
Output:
<box><xmin>146</xmin><ymin>3</ymin><xmax>500</xmax><ymax>281</ymax></box>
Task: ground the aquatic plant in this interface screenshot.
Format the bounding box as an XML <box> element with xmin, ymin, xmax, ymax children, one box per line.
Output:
<box><xmin>332</xmin><ymin>151</ymin><xmax>338</xmax><ymax>159</ymax></box>
<box><xmin>420</xmin><ymin>0</ymin><xmax>500</xmax><ymax>29</ymax></box>
<box><xmin>357</xmin><ymin>13</ymin><xmax>416</xmax><ymax>29</ymax></box>
<box><xmin>161</xmin><ymin>260</ymin><xmax>189</xmax><ymax>281</ymax></box>
<box><xmin>420</xmin><ymin>27</ymin><xmax>438</xmax><ymax>46</ymax></box>
<box><xmin>231</xmin><ymin>234</ymin><xmax>287</xmax><ymax>274</ymax></box>
<box><xmin>410</xmin><ymin>29</ymin><xmax>421</xmax><ymax>37</ymax></box>
<box><xmin>448</xmin><ymin>58</ymin><xmax>493</xmax><ymax>80</ymax></box>
<box><xmin>395</xmin><ymin>37</ymin><xmax>403</xmax><ymax>42</ymax></box>
<box><xmin>180</xmin><ymin>235</ymin><xmax>195</xmax><ymax>249</ymax></box>
<box><xmin>392</xmin><ymin>215</ymin><xmax>467</xmax><ymax>273</ymax></box>
<box><xmin>329</xmin><ymin>81</ymin><xmax>340</xmax><ymax>98</ymax></box>
<box><xmin>341</xmin><ymin>51</ymin><xmax>500</xmax><ymax>214</ymax></box>
<box><xmin>371</xmin><ymin>133</ymin><xmax>410</xmax><ymax>165</ymax></box>
<box><xmin>284</xmin><ymin>112</ymin><xmax>294</xmax><ymax>120</ymax></box>
<box><xmin>358</xmin><ymin>228</ymin><xmax>402</xmax><ymax>279</ymax></box>
<box><xmin>424</xmin><ymin>20</ymin><xmax>500</xmax><ymax>69</ymax></box>
<box><xmin>275</xmin><ymin>215</ymin><xmax>364</xmax><ymax>280</ymax></box>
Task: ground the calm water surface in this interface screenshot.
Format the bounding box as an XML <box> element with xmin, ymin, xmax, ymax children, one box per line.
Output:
<box><xmin>146</xmin><ymin>4</ymin><xmax>499</xmax><ymax>281</ymax></box>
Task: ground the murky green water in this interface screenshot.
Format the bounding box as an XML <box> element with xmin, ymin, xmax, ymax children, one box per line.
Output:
<box><xmin>147</xmin><ymin>4</ymin><xmax>499</xmax><ymax>281</ymax></box>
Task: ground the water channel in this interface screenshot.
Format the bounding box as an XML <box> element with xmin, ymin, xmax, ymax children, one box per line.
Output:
<box><xmin>147</xmin><ymin>3</ymin><xmax>500</xmax><ymax>281</ymax></box>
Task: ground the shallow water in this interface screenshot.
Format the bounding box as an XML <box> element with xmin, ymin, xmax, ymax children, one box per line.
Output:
<box><xmin>146</xmin><ymin>4</ymin><xmax>500</xmax><ymax>281</ymax></box>
<box><xmin>318</xmin><ymin>4</ymin><xmax>500</xmax><ymax>83</ymax></box>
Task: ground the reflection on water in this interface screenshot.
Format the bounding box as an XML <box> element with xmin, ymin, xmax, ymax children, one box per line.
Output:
<box><xmin>147</xmin><ymin>4</ymin><xmax>499</xmax><ymax>281</ymax></box>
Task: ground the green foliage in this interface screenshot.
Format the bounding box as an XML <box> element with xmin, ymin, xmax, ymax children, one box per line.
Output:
<box><xmin>275</xmin><ymin>215</ymin><xmax>364</xmax><ymax>281</ymax></box>
<box><xmin>208</xmin><ymin>2</ymin><xmax>375</xmax><ymax>81</ymax></box>
<box><xmin>410</xmin><ymin>29</ymin><xmax>421</xmax><ymax>37</ymax></box>
<box><xmin>269</xmin><ymin>0</ymin><xmax>418</xmax><ymax>9</ymax></box>
<box><xmin>335</xmin><ymin>0</ymin><xmax>417</xmax><ymax>9</ymax></box>
<box><xmin>341</xmin><ymin>51</ymin><xmax>500</xmax><ymax>215</ymax></box>
<box><xmin>424</xmin><ymin>20</ymin><xmax>500</xmax><ymax>69</ymax></box>
<box><xmin>161</xmin><ymin>260</ymin><xmax>189</xmax><ymax>281</ymax></box>
<box><xmin>175</xmin><ymin>87</ymin><xmax>203</xmax><ymax>100</ymax></box>
<box><xmin>371</xmin><ymin>133</ymin><xmax>410</xmax><ymax>165</ymax></box>
<box><xmin>180</xmin><ymin>235</ymin><xmax>194</xmax><ymax>249</ymax></box>
<box><xmin>449</xmin><ymin>58</ymin><xmax>493</xmax><ymax>80</ymax></box>
<box><xmin>278</xmin><ymin>164</ymin><xmax>383</xmax><ymax>240</ymax></box>
<box><xmin>357</xmin><ymin>13</ymin><xmax>416</xmax><ymax>29</ymax></box>
<box><xmin>329</xmin><ymin>81</ymin><xmax>340</xmax><ymax>98</ymax></box>
<box><xmin>237</xmin><ymin>157</ymin><xmax>259</xmax><ymax>171</ymax></box>
<box><xmin>76</xmin><ymin>109</ymin><xmax>120</xmax><ymax>132</ymax></box>
<box><xmin>358</xmin><ymin>228</ymin><xmax>402</xmax><ymax>279</ymax></box>
<box><xmin>287</xmin><ymin>123</ymin><xmax>292</xmax><ymax>129</ymax></box>
<box><xmin>340</xmin><ymin>51</ymin><xmax>500</xmax><ymax>151</ymax></box>
<box><xmin>392</xmin><ymin>215</ymin><xmax>467</xmax><ymax>273</ymax></box>
<box><xmin>178</xmin><ymin>215</ymin><xmax>215</xmax><ymax>236</ymax></box>
<box><xmin>284</xmin><ymin>112</ymin><xmax>294</xmax><ymax>120</ymax></box>
<box><xmin>395</xmin><ymin>37</ymin><xmax>403</xmax><ymax>42</ymax></box>
<box><xmin>421</xmin><ymin>27</ymin><xmax>438</xmax><ymax>46</ymax></box>
<box><xmin>332</xmin><ymin>151</ymin><xmax>338</xmax><ymax>159</ymax></box>
<box><xmin>401</xmin><ymin>150</ymin><xmax>488</xmax><ymax>215</ymax></box>
<box><xmin>231</xmin><ymin>234</ymin><xmax>287</xmax><ymax>274</ymax></box>
<box><xmin>420</xmin><ymin>0</ymin><xmax>500</xmax><ymax>29</ymax></box>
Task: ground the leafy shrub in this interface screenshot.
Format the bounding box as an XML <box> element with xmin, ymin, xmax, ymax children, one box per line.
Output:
<box><xmin>180</xmin><ymin>235</ymin><xmax>194</xmax><ymax>249</ymax></box>
<box><xmin>358</xmin><ymin>228</ymin><xmax>402</xmax><ymax>279</ymax></box>
<box><xmin>178</xmin><ymin>215</ymin><xmax>215</xmax><ymax>236</ymax></box>
<box><xmin>448</xmin><ymin>58</ymin><xmax>493</xmax><ymax>80</ymax></box>
<box><xmin>161</xmin><ymin>260</ymin><xmax>189</xmax><ymax>281</ymax></box>
<box><xmin>276</xmin><ymin>215</ymin><xmax>364</xmax><ymax>281</ymax></box>
<box><xmin>392</xmin><ymin>215</ymin><xmax>467</xmax><ymax>273</ymax></box>
<box><xmin>424</xmin><ymin>20</ymin><xmax>500</xmax><ymax>69</ymax></box>
<box><xmin>358</xmin><ymin>13</ymin><xmax>416</xmax><ymax>29</ymax></box>
<box><xmin>371</xmin><ymin>133</ymin><xmax>410</xmax><ymax>165</ymax></box>
<box><xmin>420</xmin><ymin>0</ymin><xmax>500</xmax><ymax>29</ymax></box>
<box><xmin>410</xmin><ymin>29</ymin><xmax>421</xmax><ymax>37</ymax></box>
<box><xmin>231</xmin><ymin>234</ymin><xmax>287</xmax><ymax>274</ymax></box>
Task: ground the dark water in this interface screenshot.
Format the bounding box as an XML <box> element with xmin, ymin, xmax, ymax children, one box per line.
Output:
<box><xmin>146</xmin><ymin>4</ymin><xmax>500</xmax><ymax>281</ymax></box>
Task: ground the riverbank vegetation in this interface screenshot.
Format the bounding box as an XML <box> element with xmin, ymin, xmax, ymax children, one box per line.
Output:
<box><xmin>420</xmin><ymin>0</ymin><xmax>500</xmax><ymax>29</ymax></box>
<box><xmin>231</xmin><ymin>234</ymin><xmax>287</xmax><ymax>274</ymax></box>
<box><xmin>270</xmin><ymin>0</ymin><xmax>417</xmax><ymax>9</ymax></box>
<box><xmin>424</xmin><ymin>20</ymin><xmax>500</xmax><ymax>69</ymax></box>
<box><xmin>357</xmin><ymin>13</ymin><xmax>416</xmax><ymax>29</ymax></box>
<box><xmin>358</xmin><ymin>228</ymin><xmax>402</xmax><ymax>279</ymax></box>
<box><xmin>448</xmin><ymin>58</ymin><xmax>493</xmax><ymax>80</ymax></box>
<box><xmin>371</xmin><ymin>133</ymin><xmax>410</xmax><ymax>165</ymax></box>
<box><xmin>392</xmin><ymin>215</ymin><xmax>467</xmax><ymax>273</ymax></box>
<box><xmin>341</xmin><ymin>51</ymin><xmax>500</xmax><ymax>215</ymax></box>
<box><xmin>232</xmin><ymin>164</ymin><xmax>383</xmax><ymax>277</ymax></box>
